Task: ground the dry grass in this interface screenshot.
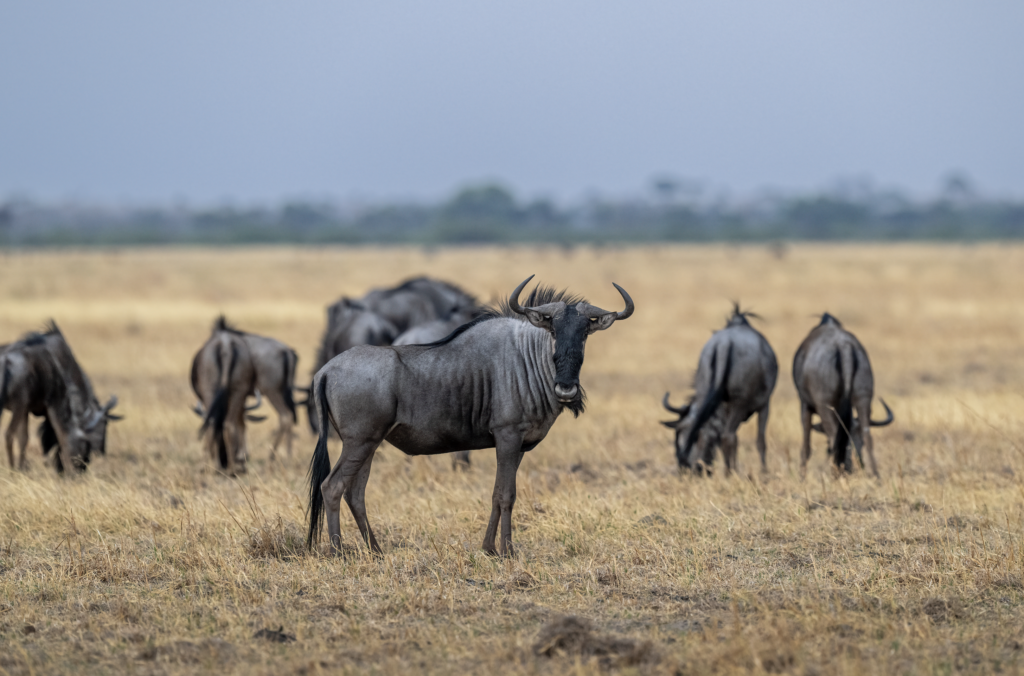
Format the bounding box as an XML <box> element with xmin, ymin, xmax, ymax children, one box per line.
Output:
<box><xmin>1</xmin><ymin>244</ymin><xmax>1024</xmax><ymax>675</ymax></box>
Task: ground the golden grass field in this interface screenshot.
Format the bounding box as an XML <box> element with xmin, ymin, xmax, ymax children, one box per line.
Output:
<box><xmin>2</xmin><ymin>244</ymin><xmax>1024</xmax><ymax>675</ymax></box>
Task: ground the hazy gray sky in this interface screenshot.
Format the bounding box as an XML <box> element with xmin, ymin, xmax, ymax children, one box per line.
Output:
<box><xmin>1</xmin><ymin>1</ymin><xmax>1021</xmax><ymax>203</ymax></box>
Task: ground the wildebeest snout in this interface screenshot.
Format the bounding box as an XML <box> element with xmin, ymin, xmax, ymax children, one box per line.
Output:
<box><xmin>554</xmin><ymin>383</ymin><xmax>578</xmax><ymax>401</ymax></box>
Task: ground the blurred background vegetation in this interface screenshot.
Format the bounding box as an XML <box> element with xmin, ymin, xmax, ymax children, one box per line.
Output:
<box><xmin>3</xmin><ymin>174</ymin><xmax>1022</xmax><ymax>247</ymax></box>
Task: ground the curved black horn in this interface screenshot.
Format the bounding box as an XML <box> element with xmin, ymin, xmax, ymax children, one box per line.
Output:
<box><xmin>612</xmin><ymin>283</ymin><xmax>634</xmax><ymax>320</ymax></box>
<box><xmin>245</xmin><ymin>390</ymin><xmax>263</xmax><ymax>412</ymax></box>
<box><xmin>870</xmin><ymin>398</ymin><xmax>894</xmax><ymax>427</ymax></box>
<box><xmin>508</xmin><ymin>275</ymin><xmax>535</xmax><ymax>315</ymax></box>
<box><xmin>662</xmin><ymin>392</ymin><xmax>687</xmax><ymax>415</ymax></box>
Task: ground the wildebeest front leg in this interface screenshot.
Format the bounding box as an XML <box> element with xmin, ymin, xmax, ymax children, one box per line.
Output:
<box><xmin>756</xmin><ymin>403</ymin><xmax>770</xmax><ymax>472</ymax></box>
<box><xmin>321</xmin><ymin>441</ymin><xmax>377</xmax><ymax>555</ymax></box>
<box><xmin>799</xmin><ymin>404</ymin><xmax>813</xmax><ymax>478</ymax></box>
<box><xmin>4</xmin><ymin>410</ymin><xmax>28</xmax><ymax>469</ymax></box>
<box><xmin>482</xmin><ymin>430</ymin><xmax>525</xmax><ymax>557</ymax></box>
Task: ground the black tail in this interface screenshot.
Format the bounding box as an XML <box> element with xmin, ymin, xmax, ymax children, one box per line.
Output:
<box><xmin>282</xmin><ymin>350</ymin><xmax>297</xmax><ymax>424</ymax></box>
<box><xmin>677</xmin><ymin>342</ymin><xmax>732</xmax><ymax>468</ymax></box>
<box><xmin>306</xmin><ymin>375</ymin><xmax>332</xmax><ymax>550</ymax></box>
<box><xmin>832</xmin><ymin>345</ymin><xmax>857</xmax><ymax>471</ymax></box>
<box><xmin>200</xmin><ymin>342</ymin><xmax>238</xmax><ymax>469</ymax></box>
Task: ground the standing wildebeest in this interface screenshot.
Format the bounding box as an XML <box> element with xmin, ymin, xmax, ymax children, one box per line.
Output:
<box><xmin>307</xmin><ymin>276</ymin><xmax>634</xmax><ymax>557</ymax></box>
<box><xmin>190</xmin><ymin>317</ymin><xmax>258</xmax><ymax>474</ymax></box>
<box><xmin>662</xmin><ymin>307</ymin><xmax>778</xmax><ymax>475</ymax></box>
<box><xmin>241</xmin><ymin>332</ymin><xmax>300</xmax><ymax>459</ymax></box>
<box><xmin>793</xmin><ymin>313</ymin><xmax>893</xmax><ymax>477</ymax></box>
<box><xmin>0</xmin><ymin>323</ymin><xmax>121</xmax><ymax>472</ymax></box>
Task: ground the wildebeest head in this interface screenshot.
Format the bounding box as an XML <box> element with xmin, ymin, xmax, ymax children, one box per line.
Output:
<box><xmin>508</xmin><ymin>275</ymin><xmax>634</xmax><ymax>410</ymax></box>
<box><xmin>661</xmin><ymin>392</ymin><xmax>697</xmax><ymax>466</ymax></box>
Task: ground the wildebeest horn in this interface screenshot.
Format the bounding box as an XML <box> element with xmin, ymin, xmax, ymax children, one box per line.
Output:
<box><xmin>871</xmin><ymin>398</ymin><xmax>894</xmax><ymax>426</ymax></box>
<box><xmin>245</xmin><ymin>390</ymin><xmax>262</xmax><ymax>412</ymax></box>
<box><xmin>612</xmin><ymin>283</ymin><xmax>634</xmax><ymax>320</ymax></box>
<box><xmin>508</xmin><ymin>275</ymin><xmax>535</xmax><ymax>315</ymax></box>
<box><xmin>192</xmin><ymin>401</ymin><xmax>205</xmax><ymax>417</ymax></box>
<box><xmin>662</xmin><ymin>392</ymin><xmax>687</xmax><ymax>415</ymax></box>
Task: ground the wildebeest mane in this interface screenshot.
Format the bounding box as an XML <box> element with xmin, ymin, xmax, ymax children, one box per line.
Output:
<box><xmin>213</xmin><ymin>315</ymin><xmax>244</xmax><ymax>335</ymax></box>
<box><xmin>421</xmin><ymin>285</ymin><xmax>585</xmax><ymax>348</ymax></box>
<box><xmin>728</xmin><ymin>303</ymin><xmax>761</xmax><ymax>326</ymax></box>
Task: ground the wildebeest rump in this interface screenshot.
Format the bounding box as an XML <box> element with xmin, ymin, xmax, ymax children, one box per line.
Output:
<box><xmin>662</xmin><ymin>306</ymin><xmax>777</xmax><ymax>474</ymax></box>
<box><xmin>190</xmin><ymin>317</ymin><xmax>257</xmax><ymax>474</ymax></box>
<box><xmin>307</xmin><ymin>276</ymin><xmax>634</xmax><ymax>557</ymax></box>
<box><xmin>0</xmin><ymin>323</ymin><xmax>120</xmax><ymax>472</ymax></box>
<box><xmin>793</xmin><ymin>313</ymin><xmax>894</xmax><ymax>477</ymax></box>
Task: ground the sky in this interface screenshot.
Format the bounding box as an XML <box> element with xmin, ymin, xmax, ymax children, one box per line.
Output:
<box><xmin>1</xmin><ymin>1</ymin><xmax>1022</xmax><ymax>204</ymax></box>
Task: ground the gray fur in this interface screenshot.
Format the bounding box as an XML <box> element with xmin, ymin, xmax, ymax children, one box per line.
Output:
<box><xmin>663</xmin><ymin>307</ymin><xmax>777</xmax><ymax>475</ymax></box>
<box><xmin>793</xmin><ymin>313</ymin><xmax>893</xmax><ymax>477</ymax></box>
<box><xmin>307</xmin><ymin>276</ymin><xmax>634</xmax><ymax>557</ymax></box>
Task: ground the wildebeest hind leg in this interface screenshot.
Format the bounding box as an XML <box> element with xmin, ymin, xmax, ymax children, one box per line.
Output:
<box><xmin>756</xmin><ymin>403</ymin><xmax>770</xmax><ymax>473</ymax></box>
<box><xmin>799</xmin><ymin>404</ymin><xmax>813</xmax><ymax>479</ymax></box>
<box><xmin>857</xmin><ymin>402</ymin><xmax>879</xmax><ymax>478</ymax></box>
<box><xmin>322</xmin><ymin>440</ymin><xmax>378</xmax><ymax>555</ymax></box>
<box><xmin>344</xmin><ymin>449</ymin><xmax>382</xmax><ymax>555</ymax></box>
<box><xmin>721</xmin><ymin>431</ymin><xmax>738</xmax><ymax>476</ymax></box>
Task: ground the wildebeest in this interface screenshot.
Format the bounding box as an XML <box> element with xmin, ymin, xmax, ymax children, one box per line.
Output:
<box><xmin>307</xmin><ymin>276</ymin><xmax>634</xmax><ymax>557</ymax></box>
<box><xmin>0</xmin><ymin>323</ymin><xmax>121</xmax><ymax>472</ymax></box>
<box><xmin>662</xmin><ymin>306</ymin><xmax>778</xmax><ymax>475</ymax></box>
<box><xmin>360</xmin><ymin>277</ymin><xmax>479</xmax><ymax>334</ymax></box>
<box><xmin>190</xmin><ymin>317</ymin><xmax>259</xmax><ymax>474</ymax></box>
<box><xmin>391</xmin><ymin>305</ymin><xmax>484</xmax><ymax>346</ymax></box>
<box><xmin>793</xmin><ymin>313</ymin><xmax>893</xmax><ymax>477</ymax></box>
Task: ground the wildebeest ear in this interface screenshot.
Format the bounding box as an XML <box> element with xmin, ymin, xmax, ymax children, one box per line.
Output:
<box><xmin>587</xmin><ymin>313</ymin><xmax>616</xmax><ymax>334</ymax></box>
<box><xmin>106</xmin><ymin>413</ymin><xmax>124</xmax><ymax>421</ymax></box>
<box><xmin>522</xmin><ymin>309</ymin><xmax>553</xmax><ymax>331</ymax></box>
<box><xmin>661</xmin><ymin>419</ymin><xmax>681</xmax><ymax>429</ymax></box>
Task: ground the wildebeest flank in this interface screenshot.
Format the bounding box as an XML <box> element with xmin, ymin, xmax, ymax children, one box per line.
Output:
<box><xmin>307</xmin><ymin>276</ymin><xmax>634</xmax><ymax>557</ymax></box>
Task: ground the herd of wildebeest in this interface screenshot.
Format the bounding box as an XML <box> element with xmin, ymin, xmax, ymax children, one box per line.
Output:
<box><xmin>0</xmin><ymin>276</ymin><xmax>893</xmax><ymax>556</ymax></box>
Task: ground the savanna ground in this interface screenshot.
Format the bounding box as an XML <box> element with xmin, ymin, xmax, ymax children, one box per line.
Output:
<box><xmin>2</xmin><ymin>244</ymin><xmax>1024</xmax><ymax>675</ymax></box>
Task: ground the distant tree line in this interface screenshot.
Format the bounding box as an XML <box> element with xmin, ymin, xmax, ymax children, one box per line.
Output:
<box><xmin>2</xmin><ymin>177</ymin><xmax>1023</xmax><ymax>247</ymax></box>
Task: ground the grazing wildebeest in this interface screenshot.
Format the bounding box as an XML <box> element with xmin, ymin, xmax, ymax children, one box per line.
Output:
<box><xmin>360</xmin><ymin>277</ymin><xmax>478</xmax><ymax>334</ymax></box>
<box><xmin>307</xmin><ymin>299</ymin><xmax>399</xmax><ymax>433</ymax></box>
<box><xmin>391</xmin><ymin>305</ymin><xmax>484</xmax><ymax>346</ymax></box>
<box><xmin>662</xmin><ymin>306</ymin><xmax>778</xmax><ymax>475</ymax></box>
<box><xmin>307</xmin><ymin>276</ymin><xmax>634</xmax><ymax>557</ymax></box>
<box><xmin>191</xmin><ymin>328</ymin><xmax>301</xmax><ymax>459</ymax></box>
<box><xmin>793</xmin><ymin>313</ymin><xmax>893</xmax><ymax>477</ymax></box>
<box><xmin>0</xmin><ymin>323</ymin><xmax>121</xmax><ymax>472</ymax></box>
<box><xmin>190</xmin><ymin>317</ymin><xmax>258</xmax><ymax>474</ymax></box>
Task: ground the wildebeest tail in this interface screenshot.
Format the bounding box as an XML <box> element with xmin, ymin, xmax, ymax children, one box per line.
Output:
<box><xmin>282</xmin><ymin>349</ymin><xmax>298</xmax><ymax>423</ymax></box>
<box><xmin>306</xmin><ymin>374</ymin><xmax>331</xmax><ymax>550</ymax></box>
<box><xmin>200</xmin><ymin>339</ymin><xmax>237</xmax><ymax>469</ymax></box>
<box><xmin>678</xmin><ymin>342</ymin><xmax>732</xmax><ymax>467</ymax></box>
<box><xmin>832</xmin><ymin>343</ymin><xmax>857</xmax><ymax>469</ymax></box>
